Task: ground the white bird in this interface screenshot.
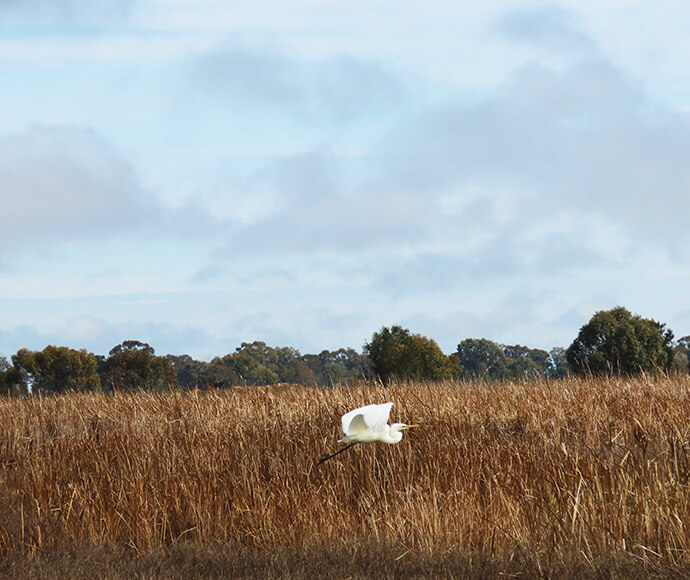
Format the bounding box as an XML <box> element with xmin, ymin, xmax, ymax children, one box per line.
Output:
<box><xmin>318</xmin><ymin>402</ymin><xmax>418</xmax><ymax>464</ymax></box>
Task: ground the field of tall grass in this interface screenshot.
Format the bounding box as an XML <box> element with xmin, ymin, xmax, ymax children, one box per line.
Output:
<box><xmin>1</xmin><ymin>375</ymin><xmax>690</xmax><ymax>578</ymax></box>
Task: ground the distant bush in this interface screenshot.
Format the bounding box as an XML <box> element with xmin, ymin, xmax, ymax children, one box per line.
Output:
<box><xmin>11</xmin><ymin>345</ymin><xmax>100</xmax><ymax>395</ymax></box>
<box><xmin>100</xmin><ymin>340</ymin><xmax>176</xmax><ymax>392</ymax></box>
<box><xmin>365</xmin><ymin>326</ymin><xmax>462</xmax><ymax>383</ymax></box>
<box><xmin>566</xmin><ymin>306</ymin><xmax>674</xmax><ymax>376</ymax></box>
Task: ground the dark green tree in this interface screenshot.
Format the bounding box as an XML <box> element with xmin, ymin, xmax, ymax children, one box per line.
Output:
<box><xmin>566</xmin><ymin>307</ymin><xmax>674</xmax><ymax>376</ymax></box>
<box><xmin>201</xmin><ymin>358</ymin><xmax>241</xmax><ymax>388</ymax></box>
<box><xmin>364</xmin><ymin>326</ymin><xmax>461</xmax><ymax>383</ymax></box>
<box><xmin>503</xmin><ymin>344</ymin><xmax>550</xmax><ymax>380</ymax></box>
<box><xmin>0</xmin><ymin>355</ymin><xmax>7</xmax><ymax>391</ymax></box>
<box><xmin>547</xmin><ymin>347</ymin><xmax>571</xmax><ymax>378</ymax></box>
<box><xmin>173</xmin><ymin>345</ymin><xmax>373</xmax><ymax>389</ymax></box>
<box><xmin>109</xmin><ymin>340</ymin><xmax>155</xmax><ymax>356</ymax></box>
<box><xmin>671</xmin><ymin>336</ymin><xmax>690</xmax><ymax>373</ymax></box>
<box><xmin>364</xmin><ymin>326</ymin><xmax>416</xmax><ymax>382</ymax></box>
<box><xmin>11</xmin><ymin>346</ymin><xmax>100</xmax><ymax>395</ymax></box>
<box><xmin>167</xmin><ymin>354</ymin><xmax>196</xmax><ymax>388</ymax></box>
<box><xmin>219</xmin><ymin>341</ymin><xmax>323</xmax><ymax>385</ymax></box>
<box><xmin>457</xmin><ymin>339</ymin><xmax>565</xmax><ymax>381</ymax></box>
<box><xmin>456</xmin><ymin>338</ymin><xmax>508</xmax><ymax>381</ymax></box>
<box><xmin>216</xmin><ymin>342</ymin><xmax>280</xmax><ymax>385</ymax></box>
<box><xmin>166</xmin><ymin>354</ymin><xmax>211</xmax><ymax>389</ymax></box>
<box><xmin>101</xmin><ymin>340</ymin><xmax>176</xmax><ymax>392</ymax></box>
<box><xmin>302</xmin><ymin>348</ymin><xmax>373</xmax><ymax>387</ymax></box>
<box><xmin>0</xmin><ymin>354</ymin><xmax>27</xmax><ymax>397</ymax></box>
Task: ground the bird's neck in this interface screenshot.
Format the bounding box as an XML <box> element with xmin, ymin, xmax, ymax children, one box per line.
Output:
<box><xmin>382</xmin><ymin>425</ymin><xmax>403</xmax><ymax>444</ymax></box>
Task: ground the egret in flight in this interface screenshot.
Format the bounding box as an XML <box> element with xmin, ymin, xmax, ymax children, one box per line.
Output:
<box><xmin>318</xmin><ymin>402</ymin><xmax>418</xmax><ymax>465</ymax></box>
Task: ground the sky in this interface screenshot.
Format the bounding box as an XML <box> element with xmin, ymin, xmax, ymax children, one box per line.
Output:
<box><xmin>2</xmin><ymin>0</ymin><xmax>690</xmax><ymax>361</ymax></box>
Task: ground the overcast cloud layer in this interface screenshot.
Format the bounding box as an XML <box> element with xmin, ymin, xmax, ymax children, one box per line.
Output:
<box><xmin>2</xmin><ymin>1</ymin><xmax>690</xmax><ymax>360</ymax></box>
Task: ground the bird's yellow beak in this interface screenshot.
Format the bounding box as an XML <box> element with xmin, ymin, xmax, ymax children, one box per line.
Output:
<box><xmin>403</xmin><ymin>424</ymin><xmax>419</xmax><ymax>429</ymax></box>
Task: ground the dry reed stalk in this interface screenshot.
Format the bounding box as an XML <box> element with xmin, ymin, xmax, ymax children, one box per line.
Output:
<box><xmin>0</xmin><ymin>376</ymin><xmax>688</xmax><ymax>569</ymax></box>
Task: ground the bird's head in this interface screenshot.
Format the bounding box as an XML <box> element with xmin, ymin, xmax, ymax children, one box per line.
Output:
<box><xmin>391</xmin><ymin>422</ymin><xmax>419</xmax><ymax>432</ymax></box>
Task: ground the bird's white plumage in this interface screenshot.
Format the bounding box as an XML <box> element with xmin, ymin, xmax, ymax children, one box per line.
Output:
<box><xmin>318</xmin><ymin>401</ymin><xmax>418</xmax><ymax>464</ymax></box>
<box><xmin>341</xmin><ymin>402</ymin><xmax>393</xmax><ymax>437</ymax></box>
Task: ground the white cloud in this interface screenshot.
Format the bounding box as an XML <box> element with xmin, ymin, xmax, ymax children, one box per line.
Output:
<box><xmin>62</xmin><ymin>315</ymin><xmax>109</xmax><ymax>344</ymax></box>
<box><xmin>190</xmin><ymin>46</ymin><xmax>405</xmax><ymax>121</ymax></box>
<box><xmin>0</xmin><ymin>125</ymin><xmax>153</xmax><ymax>246</ymax></box>
<box><xmin>0</xmin><ymin>317</ymin><xmax>219</xmax><ymax>359</ymax></box>
<box><xmin>377</xmin><ymin>60</ymin><xmax>690</xmax><ymax>250</ymax></box>
<box><xmin>201</xmin><ymin>55</ymin><xmax>690</xmax><ymax>271</ymax></box>
<box><xmin>0</xmin><ymin>124</ymin><xmax>229</xmax><ymax>253</ymax></box>
<box><xmin>494</xmin><ymin>5</ymin><xmax>597</xmax><ymax>56</ymax></box>
<box><xmin>187</xmin><ymin>51</ymin><xmax>690</xmax><ymax>316</ymax></box>
<box><xmin>4</xmin><ymin>0</ymin><xmax>690</xmax><ymax>362</ymax></box>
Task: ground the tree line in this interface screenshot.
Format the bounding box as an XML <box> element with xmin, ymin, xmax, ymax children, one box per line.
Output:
<box><xmin>0</xmin><ymin>306</ymin><xmax>688</xmax><ymax>396</ymax></box>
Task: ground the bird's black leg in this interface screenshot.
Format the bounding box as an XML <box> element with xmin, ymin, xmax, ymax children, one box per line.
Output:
<box><xmin>318</xmin><ymin>442</ymin><xmax>358</xmax><ymax>465</ymax></box>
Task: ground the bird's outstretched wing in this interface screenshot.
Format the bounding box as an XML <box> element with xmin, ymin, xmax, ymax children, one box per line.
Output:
<box><xmin>341</xmin><ymin>402</ymin><xmax>393</xmax><ymax>436</ymax></box>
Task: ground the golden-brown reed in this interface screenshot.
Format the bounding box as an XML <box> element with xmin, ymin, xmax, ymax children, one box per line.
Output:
<box><xmin>1</xmin><ymin>375</ymin><xmax>689</xmax><ymax>568</ymax></box>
